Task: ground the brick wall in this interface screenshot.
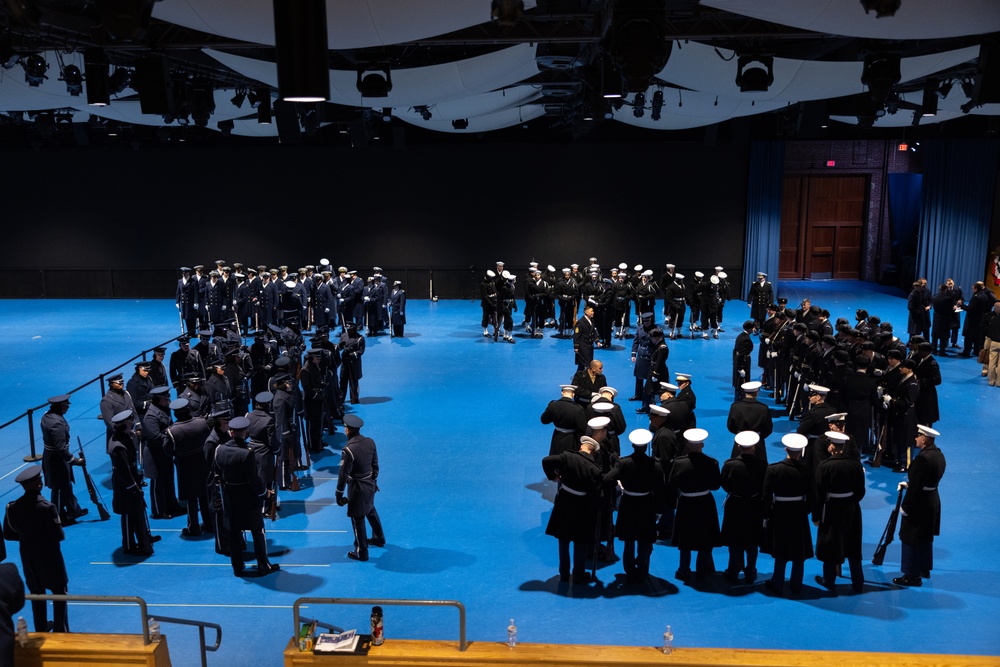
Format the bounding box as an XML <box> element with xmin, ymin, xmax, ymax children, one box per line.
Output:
<box><xmin>783</xmin><ymin>140</ymin><xmax>921</xmax><ymax>283</ymax></box>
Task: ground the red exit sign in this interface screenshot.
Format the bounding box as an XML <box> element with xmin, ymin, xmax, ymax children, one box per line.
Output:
<box><xmin>826</xmin><ymin>160</ymin><xmax>836</xmax><ymax>167</ymax></box>
<box><xmin>898</xmin><ymin>143</ymin><xmax>908</xmax><ymax>151</ymax></box>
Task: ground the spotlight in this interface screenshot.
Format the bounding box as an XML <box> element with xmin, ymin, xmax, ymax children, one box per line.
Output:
<box><xmin>257</xmin><ymin>94</ymin><xmax>272</xmax><ymax>124</ymax></box>
<box><xmin>632</xmin><ymin>91</ymin><xmax>645</xmax><ymax>118</ymax></box>
<box><xmin>609</xmin><ymin>0</ymin><xmax>671</xmax><ymax>93</ymax></box>
<box><xmin>601</xmin><ymin>57</ymin><xmax>623</xmax><ymax>99</ymax></box>
<box><xmin>273</xmin><ymin>0</ymin><xmax>330</xmax><ymax>102</ymax></box>
<box><xmin>230</xmin><ymin>90</ymin><xmax>246</xmax><ymax>108</ymax></box>
<box><xmin>356</xmin><ymin>65</ymin><xmax>392</xmax><ymax>98</ymax></box>
<box><xmin>960</xmin><ymin>77</ymin><xmax>975</xmax><ymax>99</ymax></box>
<box><xmin>490</xmin><ymin>0</ymin><xmax>523</xmax><ymax>26</ymax></box>
<box><xmin>84</xmin><ymin>49</ymin><xmax>109</xmax><ymax>105</ymax></box>
<box><xmin>452</xmin><ymin>118</ymin><xmax>469</xmax><ymax>130</ymax></box>
<box><xmin>21</xmin><ymin>53</ymin><xmax>47</xmax><ymax>86</ymax></box>
<box><xmin>108</xmin><ymin>68</ymin><xmax>131</xmax><ymax>95</ymax></box>
<box><xmin>413</xmin><ymin>105</ymin><xmax>432</xmax><ymax>120</ymax></box>
<box><xmin>188</xmin><ymin>78</ymin><xmax>216</xmax><ymax>128</ymax></box>
<box><xmin>247</xmin><ymin>89</ymin><xmax>261</xmax><ymax>108</ymax></box>
<box><xmin>217</xmin><ymin>119</ymin><xmax>234</xmax><ymax>136</ymax></box>
<box><xmin>936</xmin><ymin>80</ymin><xmax>953</xmax><ymax>99</ymax></box>
<box><xmin>921</xmin><ymin>83</ymin><xmax>938</xmax><ymax>117</ymax></box>
<box><xmin>860</xmin><ymin>0</ymin><xmax>900</xmax><ymax>18</ymax></box>
<box><xmin>861</xmin><ymin>54</ymin><xmax>900</xmax><ymax>106</ymax></box>
<box><xmin>60</xmin><ymin>64</ymin><xmax>83</xmax><ymax>95</ymax></box>
<box><xmin>736</xmin><ymin>56</ymin><xmax>774</xmax><ymax>92</ymax></box>
<box><xmin>651</xmin><ymin>89</ymin><xmax>663</xmax><ymax>121</ymax></box>
<box><xmin>382</xmin><ymin>107</ymin><xmax>392</xmax><ymax>122</ymax></box>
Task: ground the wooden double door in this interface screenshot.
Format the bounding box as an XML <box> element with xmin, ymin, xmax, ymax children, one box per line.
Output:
<box><xmin>779</xmin><ymin>175</ymin><xmax>867</xmax><ymax>280</ymax></box>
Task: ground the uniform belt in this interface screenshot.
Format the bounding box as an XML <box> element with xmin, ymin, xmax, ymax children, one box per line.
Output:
<box><xmin>560</xmin><ymin>484</ymin><xmax>587</xmax><ymax>497</ymax></box>
<box><xmin>350</xmin><ymin>472</ymin><xmax>373</xmax><ymax>480</ymax></box>
<box><xmin>621</xmin><ymin>489</ymin><xmax>650</xmax><ymax>497</ymax></box>
<box><xmin>553</xmin><ymin>427</ymin><xmax>575</xmax><ymax>433</ymax></box>
<box><xmin>774</xmin><ymin>495</ymin><xmax>806</xmax><ymax>502</ymax></box>
<box><xmin>730</xmin><ymin>493</ymin><xmax>760</xmax><ymax>499</ymax></box>
<box><xmin>678</xmin><ymin>489</ymin><xmax>710</xmax><ymax>498</ymax></box>
<box><xmin>922</xmin><ymin>486</ymin><xmax>937</xmax><ymax>491</ymax></box>
<box><xmin>225</xmin><ymin>481</ymin><xmax>249</xmax><ymax>486</ymax></box>
<box><xmin>826</xmin><ymin>491</ymin><xmax>853</xmax><ymax>500</ymax></box>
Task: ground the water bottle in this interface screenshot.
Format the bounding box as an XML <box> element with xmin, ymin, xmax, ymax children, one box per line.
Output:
<box><xmin>662</xmin><ymin>624</ymin><xmax>673</xmax><ymax>655</ymax></box>
<box><xmin>16</xmin><ymin>616</ymin><xmax>28</xmax><ymax>647</ymax></box>
<box><xmin>507</xmin><ymin>618</ymin><xmax>517</xmax><ymax>648</ymax></box>
<box><xmin>148</xmin><ymin>617</ymin><xmax>161</xmax><ymax>643</ymax></box>
<box><xmin>370</xmin><ymin>606</ymin><xmax>384</xmax><ymax>646</ymax></box>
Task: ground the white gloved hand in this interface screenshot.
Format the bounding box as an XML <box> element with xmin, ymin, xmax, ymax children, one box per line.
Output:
<box><xmin>897</xmin><ymin>481</ymin><xmax>908</xmax><ymax>491</ymax></box>
<box><xmin>739</xmin><ymin>370</ymin><xmax>746</xmax><ymax>378</ymax></box>
<box><xmin>193</xmin><ymin>303</ymin><xmax>199</xmax><ymax>309</ymax></box>
<box><xmin>176</xmin><ymin>303</ymin><xmax>180</xmax><ymax>310</ymax></box>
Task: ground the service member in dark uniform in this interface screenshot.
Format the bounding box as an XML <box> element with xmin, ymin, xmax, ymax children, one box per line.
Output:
<box><xmin>573</xmin><ymin>305</ymin><xmax>596</xmax><ymax>372</ymax></box>
<box><xmin>720</xmin><ymin>431</ymin><xmax>767</xmax><ymax>584</ymax></box>
<box><xmin>100</xmin><ymin>373</ymin><xmax>133</xmax><ymax>452</ymax></box>
<box><xmin>726</xmin><ymin>381</ymin><xmax>772</xmax><ymax>462</ymax></box>
<box><xmin>603</xmin><ymin>429</ymin><xmax>661</xmax><ymax>582</ymax></box>
<box><xmin>336</xmin><ymin>415</ymin><xmax>386</xmax><ymax>562</ymax></box>
<box><xmin>3</xmin><ymin>466</ymin><xmax>70</xmax><ymax>632</ymax></box>
<box><xmin>169</xmin><ymin>336</ymin><xmax>204</xmax><ymax>394</ymax></box>
<box><xmin>213</xmin><ymin>416</ymin><xmax>280</xmax><ymax>577</ymax></box>
<box><xmin>141</xmin><ymin>387</ymin><xmax>182</xmax><ymax>519</ymax></box>
<box><xmin>338</xmin><ymin>323</ymin><xmax>366</xmax><ymax>405</ymax></box>
<box><xmin>668</xmin><ymin>428</ymin><xmax>722</xmax><ymax>581</ymax></box>
<box><xmin>247</xmin><ymin>392</ymin><xmax>279</xmax><ymax>517</ymax></box>
<box><xmin>762</xmin><ymin>433</ymin><xmax>817</xmax><ymax>596</ymax></box>
<box><xmin>40</xmin><ymin>395</ymin><xmax>86</xmax><ymax>524</ymax></box>
<box><xmin>894</xmin><ymin>424</ymin><xmax>946</xmax><ymax>587</ymax></box>
<box><xmin>108</xmin><ymin>410</ymin><xmax>155</xmax><ymax>556</ymax></box>
<box><xmin>0</xmin><ymin>563</ymin><xmax>25</xmax><ymax>666</ymax></box>
<box><xmin>542</xmin><ymin>435</ymin><xmax>604</xmax><ymax>584</ymax></box>
<box><xmin>167</xmin><ymin>401</ymin><xmax>212</xmax><ymax>537</ymax></box>
<box><xmin>272</xmin><ymin>373</ymin><xmax>301</xmax><ymax>490</ymax></box>
<box><xmin>571</xmin><ymin>359</ymin><xmax>607</xmax><ymax>408</ymax></box>
<box><xmin>176</xmin><ymin>267</ymin><xmax>200</xmax><ymax>335</ymax></box>
<box><xmin>179</xmin><ymin>375</ymin><xmax>210</xmax><ymax>417</ymax></box>
<box><xmin>540</xmin><ymin>384</ymin><xmax>587</xmax><ymax>456</ymax></box>
<box><xmin>813</xmin><ymin>430</ymin><xmax>865</xmax><ymax>593</ymax></box>
<box><xmin>747</xmin><ymin>272</ymin><xmax>774</xmax><ymax>328</ymax></box>
<box><xmin>732</xmin><ymin>320</ymin><xmax>755</xmax><ymax>400</ymax></box>
<box><xmin>149</xmin><ymin>347</ymin><xmax>169</xmax><ymax>388</ymax></box>
<box><xmin>389</xmin><ymin>281</ymin><xmax>407</xmax><ymax>338</ymax></box>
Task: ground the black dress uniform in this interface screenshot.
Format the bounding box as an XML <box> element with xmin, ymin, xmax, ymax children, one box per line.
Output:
<box><xmin>813</xmin><ymin>451</ymin><xmax>866</xmax><ymax>592</ymax></box>
<box><xmin>247</xmin><ymin>397</ymin><xmax>279</xmax><ymax>516</ymax></box>
<box><xmin>176</xmin><ymin>270</ymin><xmax>200</xmax><ymax>335</ymax></box>
<box><xmin>573</xmin><ymin>311</ymin><xmax>596</xmax><ymax>371</ymax></box>
<box><xmin>40</xmin><ymin>399</ymin><xmax>85</xmax><ymax>523</ymax></box>
<box><xmin>213</xmin><ymin>420</ymin><xmax>278</xmax><ymax>576</ymax></box>
<box><xmin>0</xmin><ymin>563</ymin><xmax>25</xmax><ymax>666</ymax></box>
<box><xmin>3</xmin><ymin>467</ymin><xmax>69</xmax><ymax>632</ymax></box>
<box><xmin>720</xmin><ymin>445</ymin><xmax>767</xmax><ymax>583</ymax></box>
<box><xmin>168</xmin><ymin>414</ymin><xmax>212</xmax><ymax>536</ymax></box>
<box><xmin>389</xmin><ymin>283</ymin><xmax>406</xmax><ymax>337</ymax></box>
<box><xmin>339</xmin><ymin>326</ymin><xmax>365</xmax><ymax>404</ymax></box>
<box><xmin>726</xmin><ymin>396</ymin><xmax>772</xmax><ymax>462</ymax></box>
<box><xmin>668</xmin><ymin>448</ymin><xmax>722</xmax><ymax>579</ymax></box>
<box><xmin>336</xmin><ymin>416</ymin><xmax>385</xmax><ymax>561</ymax></box>
<box><xmin>542</xmin><ymin>446</ymin><xmax>604</xmax><ymax>582</ymax></box>
<box><xmin>300</xmin><ymin>353</ymin><xmax>327</xmax><ymax>453</ymax></box>
<box><xmin>898</xmin><ymin>438</ymin><xmax>946</xmax><ymax>584</ymax></box>
<box><xmin>747</xmin><ymin>275</ymin><xmax>774</xmax><ymax>326</ymax></box>
<box><xmin>99</xmin><ymin>382</ymin><xmax>133</xmax><ymax>451</ymax></box>
<box><xmin>762</xmin><ymin>452</ymin><xmax>817</xmax><ymax>594</ymax></box>
<box><xmin>142</xmin><ymin>399</ymin><xmax>182</xmax><ymax>518</ymax></box>
<box><xmin>272</xmin><ymin>379</ymin><xmax>300</xmax><ymax>490</ymax></box>
<box><xmin>540</xmin><ymin>393</ymin><xmax>586</xmax><ymax>456</ymax></box>
<box><xmin>604</xmin><ymin>442</ymin><xmax>661</xmax><ymax>582</ymax></box>
<box><xmin>109</xmin><ymin>414</ymin><xmax>154</xmax><ymax>556</ymax></box>
<box><xmin>732</xmin><ymin>326</ymin><xmax>754</xmax><ymax>397</ymax></box>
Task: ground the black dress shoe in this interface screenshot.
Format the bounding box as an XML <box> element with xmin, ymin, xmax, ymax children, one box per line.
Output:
<box><xmin>347</xmin><ymin>551</ymin><xmax>369</xmax><ymax>562</ymax></box>
<box><xmin>181</xmin><ymin>527</ymin><xmax>202</xmax><ymax>537</ymax></box>
<box><xmin>743</xmin><ymin>568</ymin><xmax>757</xmax><ymax>584</ymax></box>
<box><xmin>572</xmin><ymin>571</ymin><xmax>593</xmax><ymax>584</ymax></box>
<box><xmin>74</xmin><ymin>508</ymin><xmax>90</xmax><ymax>519</ymax></box>
<box><xmin>635</xmin><ymin>408</ymin><xmax>650</xmax><ymax>414</ymax></box>
<box><xmin>261</xmin><ymin>563</ymin><xmax>280</xmax><ymax>575</ymax></box>
<box><xmin>814</xmin><ymin>575</ymin><xmax>835</xmax><ymax>590</ymax></box>
<box><xmin>763</xmin><ymin>580</ymin><xmax>782</xmax><ymax>595</ymax></box>
<box><xmin>674</xmin><ymin>567</ymin><xmax>691</xmax><ymax>581</ymax></box>
<box><xmin>627</xmin><ymin>396</ymin><xmax>640</xmax><ymax>402</ymax></box>
<box><xmin>892</xmin><ymin>575</ymin><xmax>922</xmax><ymax>587</ymax></box>
<box><xmin>150</xmin><ymin>535</ymin><xmax>162</xmax><ymax>543</ymax></box>
<box><xmin>368</xmin><ymin>537</ymin><xmax>386</xmax><ymax>548</ymax></box>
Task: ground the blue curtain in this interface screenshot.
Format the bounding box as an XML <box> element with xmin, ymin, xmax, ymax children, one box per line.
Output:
<box><xmin>916</xmin><ymin>139</ymin><xmax>1000</xmax><ymax>296</ymax></box>
<box><xmin>888</xmin><ymin>173</ymin><xmax>922</xmax><ymax>286</ymax></box>
<box><xmin>742</xmin><ymin>141</ymin><xmax>785</xmax><ymax>299</ymax></box>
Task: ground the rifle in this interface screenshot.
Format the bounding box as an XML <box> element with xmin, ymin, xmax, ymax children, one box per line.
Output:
<box><xmin>872</xmin><ymin>483</ymin><xmax>905</xmax><ymax>565</ymax></box>
<box><xmin>77</xmin><ymin>437</ymin><xmax>111</xmax><ymax>521</ymax></box>
<box><xmin>872</xmin><ymin>422</ymin><xmax>888</xmax><ymax>468</ymax></box>
<box><xmin>298</xmin><ymin>413</ymin><xmax>312</xmax><ymax>468</ymax></box>
<box><xmin>178</xmin><ymin>307</ymin><xmax>185</xmax><ymax>335</ymax></box>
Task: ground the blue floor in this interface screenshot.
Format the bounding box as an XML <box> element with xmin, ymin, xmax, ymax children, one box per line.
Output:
<box><xmin>0</xmin><ymin>280</ymin><xmax>997</xmax><ymax>664</ymax></box>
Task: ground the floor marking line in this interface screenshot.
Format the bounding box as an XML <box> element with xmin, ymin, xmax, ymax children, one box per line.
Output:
<box><xmin>90</xmin><ymin>562</ymin><xmax>331</xmax><ymax>567</ymax></box>
<box><xmin>153</xmin><ymin>529</ymin><xmax>348</xmax><ymax>533</ymax></box>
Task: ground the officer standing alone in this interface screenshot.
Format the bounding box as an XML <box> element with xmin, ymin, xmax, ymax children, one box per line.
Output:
<box><xmin>336</xmin><ymin>415</ymin><xmax>386</xmax><ymax>562</ymax></box>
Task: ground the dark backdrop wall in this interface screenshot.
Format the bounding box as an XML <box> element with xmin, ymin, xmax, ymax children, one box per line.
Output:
<box><xmin>1</xmin><ymin>141</ymin><xmax>749</xmax><ymax>298</ymax></box>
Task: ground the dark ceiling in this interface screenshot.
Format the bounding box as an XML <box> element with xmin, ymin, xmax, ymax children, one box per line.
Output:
<box><xmin>0</xmin><ymin>0</ymin><xmax>998</xmax><ymax>148</ymax></box>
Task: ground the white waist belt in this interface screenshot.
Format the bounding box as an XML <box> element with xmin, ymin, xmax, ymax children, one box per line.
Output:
<box><xmin>560</xmin><ymin>484</ymin><xmax>587</xmax><ymax>496</ymax></box>
<box><xmin>678</xmin><ymin>490</ymin><xmax>710</xmax><ymax>498</ymax></box>
<box><xmin>621</xmin><ymin>490</ymin><xmax>650</xmax><ymax>497</ymax></box>
<box><xmin>826</xmin><ymin>491</ymin><xmax>854</xmax><ymax>499</ymax></box>
<box><xmin>922</xmin><ymin>486</ymin><xmax>937</xmax><ymax>491</ymax></box>
<box><xmin>553</xmin><ymin>427</ymin><xmax>575</xmax><ymax>433</ymax></box>
<box><xmin>774</xmin><ymin>495</ymin><xmax>806</xmax><ymax>502</ymax></box>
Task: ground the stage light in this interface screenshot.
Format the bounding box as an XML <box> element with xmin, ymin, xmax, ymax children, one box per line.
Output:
<box><xmin>60</xmin><ymin>64</ymin><xmax>83</xmax><ymax>95</ymax></box>
<box><xmin>357</xmin><ymin>65</ymin><xmax>392</xmax><ymax>98</ymax></box>
<box><xmin>108</xmin><ymin>68</ymin><xmax>131</xmax><ymax>95</ymax></box>
<box><xmin>217</xmin><ymin>119</ymin><xmax>234</xmax><ymax>136</ymax></box>
<box><xmin>84</xmin><ymin>49</ymin><xmax>109</xmax><ymax>105</ymax></box>
<box><xmin>413</xmin><ymin>105</ymin><xmax>432</xmax><ymax>120</ymax></box>
<box><xmin>860</xmin><ymin>0</ymin><xmax>900</xmax><ymax>18</ymax></box>
<box><xmin>273</xmin><ymin>0</ymin><xmax>330</xmax><ymax>102</ymax></box>
<box><xmin>632</xmin><ymin>91</ymin><xmax>645</xmax><ymax>118</ymax></box>
<box><xmin>861</xmin><ymin>54</ymin><xmax>900</xmax><ymax>106</ymax></box>
<box><xmin>230</xmin><ymin>90</ymin><xmax>246</xmax><ymax>108</ymax></box>
<box><xmin>188</xmin><ymin>78</ymin><xmax>216</xmax><ymax>128</ymax></box>
<box><xmin>736</xmin><ymin>56</ymin><xmax>774</xmax><ymax>92</ymax></box>
<box><xmin>382</xmin><ymin>107</ymin><xmax>392</xmax><ymax>122</ymax></box>
<box><xmin>651</xmin><ymin>89</ymin><xmax>663</xmax><ymax>121</ymax></box>
<box><xmin>257</xmin><ymin>96</ymin><xmax>272</xmax><ymax>124</ymax></box>
<box><xmin>921</xmin><ymin>83</ymin><xmax>938</xmax><ymax>116</ymax></box>
<box><xmin>491</xmin><ymin>0</ymin><xmax>524</xmax><ymax>26</ymax></box>
<box><xmin>21</xmin><ymin>53</ymin><xmax>46</xmax><ymax>86</ymax></box>
<box><xmin>601</xmin><ymin>57</ymin><xmax>623</xmax><ymax>99</ymax></box>
<box><xmin>936</xmin><ymin>80</ymin><xmax>953</xmax><ymax>99</ymax></box>
<box><xmin>452</xmin><ymin>118</ymin><xmax>469</xmax><ymax>130</ymax></box>
<box><xmin>608</xmin><ymin>0</ymin><xmax>671</xmax><ymax>93</ymax></box>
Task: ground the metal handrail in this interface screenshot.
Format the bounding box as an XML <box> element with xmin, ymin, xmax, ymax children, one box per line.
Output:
<box><xmin>292</xmin><ymin>597</ymin><xmax>467</xmax><ymax>652</ymax></box>
<box><xmin>0</xmin><ymin>335</ymin><xmax>183</xmax><ymax>462</ymax></box>
<box><xmin>24</xmin><ymin>594</ymin><xmax>222</xmax><ymax>667</ymax></box>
